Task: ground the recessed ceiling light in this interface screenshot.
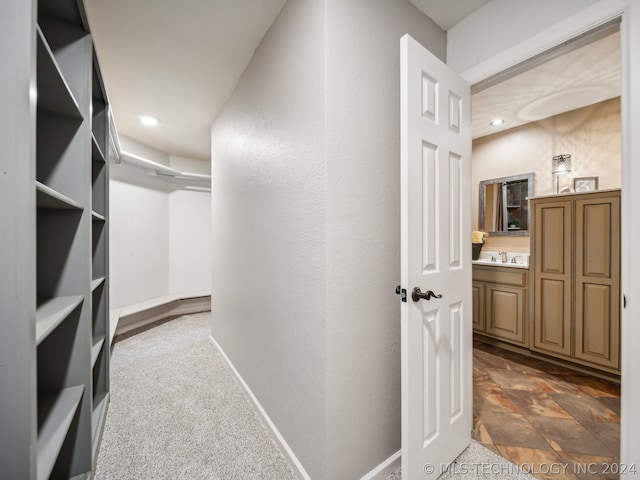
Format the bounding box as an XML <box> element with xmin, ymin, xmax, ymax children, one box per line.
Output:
<box><xmin>490</xmin><ymin>118</ymin><xmax>504</xmax><ymax>126</ymax></box>
<box><xmin>139</xmin><ymin>115</ymin><xmax>159</xmax><ymax>127</ymax></box>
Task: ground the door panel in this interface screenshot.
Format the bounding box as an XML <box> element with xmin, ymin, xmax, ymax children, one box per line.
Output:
<box><xmin>485</xmin><ymin>285</ymin><xmax>525</xmax><ymax>345</ymax></box>
<box><xmin>533</xmin><ymin>201</ymin><xmax>572</xmax><ymax>356</ymax></box>
<box><xmin>401</xmin><ymin>34</ymin><xmax>471</xmax><ymax>480</ymax></box>
<box><xmin>472</xmin><ymin>281</ymin><xmax>484</xmax><ymax>332</ymax></box>
<box><xmin>449</xmin><ymin>152</ymin><xmax>462</xmax><ymax>268</ymax></box>
<box><xmin>422</xmin><ymin>142</ymin><xmax>438</xmax><ymax>272</ymax></box>
<box><xmin>575</xmin><ymin>195</ymin><xmax>620</xmax><ymax>368</ymax></box>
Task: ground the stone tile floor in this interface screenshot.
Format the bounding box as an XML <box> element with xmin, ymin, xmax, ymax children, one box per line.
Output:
<box><xmin>473</xmin><ymin>341</ymin><xmax>622</xmax><ymax>479</ymax></box>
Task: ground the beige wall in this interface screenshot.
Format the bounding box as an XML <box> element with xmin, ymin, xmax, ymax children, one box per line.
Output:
<box><xmin>472</xmin><ymin>97</ymin><xmax>621</xmax><ymax>252</ymax></box>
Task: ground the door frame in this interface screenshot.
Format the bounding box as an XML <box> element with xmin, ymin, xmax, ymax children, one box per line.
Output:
<box><xmin>452</xmin><ymin>0</ymin><xmax>639</xmax><ymax>470</ymax></box>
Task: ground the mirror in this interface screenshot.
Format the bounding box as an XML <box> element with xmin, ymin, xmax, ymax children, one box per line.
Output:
<box><xmin>479</xmin><ymin>173</ymin><xmax>534</xmax><ymax>236</ymax></box>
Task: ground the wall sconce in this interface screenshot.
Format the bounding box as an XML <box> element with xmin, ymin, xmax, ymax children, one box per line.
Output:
<box><xmin>552</xmin><ymin>154</ymin><xmax>572</xmax><ymax>193</ymax></box>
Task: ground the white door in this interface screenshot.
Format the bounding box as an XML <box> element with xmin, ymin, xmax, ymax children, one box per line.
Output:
<box><xmin>400</xmin><ymin>34</ymin><xmax>472</xmax><ymax>479</ymax></box>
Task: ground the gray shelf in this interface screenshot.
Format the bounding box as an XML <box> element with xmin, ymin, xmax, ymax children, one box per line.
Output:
<box><xmin>91</xmin><ymin>392</ymin><xmax>108</xmax><ymax>433</ymax></box>
<box><xmin>92</xmin><ymin>134</ymin><xmax>105</xmax><ymax>163</ymax></box>
<box><xmin>36</xmin><ymin>296</ymin><xmax>84</xmax><ymax>345</ymax></box>
<box><xmin>69</xmin><ymin>474</ymin><xmax>90</xmax><ymax>480</ymax></box>
<box><xmin>36</xmin><ymin>181</ymin><xmax>83</xmax><ymax>210</ymax></box>
<box><xmin>36</xmin><ymin>27</ymin><xmax>82</xmax><ymax>120</ymax></box>
<box><xmin>91</xmin><ymin>337</ymin><xmax>105</xmax><ymax>368</ymax></box>
<box><xmin>37</xmin><ymin>385</ymin><xmax>85</xmax><ymax>480</ymax></box>
<box><xmin>91</xmin><ymin>211</ymin><xmax>106</xmax><ymax>222</ymax></box>
<box><xmin>91</xmin><ymin>392</ymin><xmax>109</xmax><ymax>459</ymax></box>
<box><xmin>91</xmin><ymin>277</ymin><xmax>106</xmax><ymax>291</ymax></box>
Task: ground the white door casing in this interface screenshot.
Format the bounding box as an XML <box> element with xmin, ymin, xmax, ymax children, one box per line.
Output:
<box><xmin>400</xmin><ymin>34</ymin><xmax>472</xmax><ymax>479</ymax></box>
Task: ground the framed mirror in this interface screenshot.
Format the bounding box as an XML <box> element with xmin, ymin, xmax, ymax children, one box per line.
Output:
<box><xmin>479</xmin><ymin>173</ymin><xmax>535</xmax><ymax>236</ymax></box>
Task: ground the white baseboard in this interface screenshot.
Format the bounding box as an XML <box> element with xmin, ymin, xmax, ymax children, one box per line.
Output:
<box><xmin>360</xmin><ymin>450</ymin><xmax>401</xmax><ymax>480</ymax></box>
<box><xmin>209</xmin><ymin>335</ymin><xmax>312</xmax><ymax>480</ymax></box>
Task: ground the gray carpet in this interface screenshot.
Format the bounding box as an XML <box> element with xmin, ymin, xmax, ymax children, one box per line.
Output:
<box><xmin>96</xmin><ymin>312</ymin><xmax>533</xmax><ymax>479</ymax></box>
<box><xmin>95</xmin><ymin>312</ymin><xmax>297</xmax><ymax>480</ymax></box>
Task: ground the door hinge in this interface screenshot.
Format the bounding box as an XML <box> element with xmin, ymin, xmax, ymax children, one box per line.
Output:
<box><xmin>395</xmin><ymin>285</ymin><xmax>407</xmax><ymax>302</ymax></box>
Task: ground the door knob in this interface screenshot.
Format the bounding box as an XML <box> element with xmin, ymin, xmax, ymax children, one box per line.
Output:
<box><xmin>411</xmin><ymin>287</ymin><xmax>442</xmax><ymax>302</ymax></box>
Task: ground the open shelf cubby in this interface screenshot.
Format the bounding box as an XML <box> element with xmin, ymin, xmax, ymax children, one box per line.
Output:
<box><xmin>36</xmin><ymin>28</ymin><xmax>82</xmax><ymax>120</ymax></box>
<box><xmin>37</xmin><ymin>385</ymin><xmax>85</xmax><ymax>480</ymax></box>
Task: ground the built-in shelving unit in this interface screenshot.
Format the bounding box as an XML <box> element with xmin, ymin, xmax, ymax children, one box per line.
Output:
<box><xmin>0</xmin><ymin>0</ymin><xmax>110</xmax><ymax>477</ymax></box>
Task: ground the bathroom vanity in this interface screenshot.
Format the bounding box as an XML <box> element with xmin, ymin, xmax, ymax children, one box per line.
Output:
<box><xmin>472</xmin><ymin>253</ymin><xmax>530</xmax><ymax>347</ymax></box>
<box><xmin>472</xmin><ymin>189</ymin><xmax>621</xmax><ymax>378</ymax></box>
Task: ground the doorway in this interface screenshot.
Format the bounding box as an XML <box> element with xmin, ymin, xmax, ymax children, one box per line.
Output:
<box><xmin>469</xmin><ymin>22</ymin><xmax>623</xmax><ymax>477</ymax></box>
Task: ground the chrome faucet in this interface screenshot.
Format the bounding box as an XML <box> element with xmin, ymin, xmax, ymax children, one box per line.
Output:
<box><xmin>498</xmin><ymin>251</ymin><xmax>508</xmax><ymax>263</ymax></box>
<box><xmin>511</xmin><ymin>255</ymin><xmax>521</xmax><ymax>264</ymax></box>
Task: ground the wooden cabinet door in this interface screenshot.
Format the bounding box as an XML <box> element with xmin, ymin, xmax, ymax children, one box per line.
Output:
<box><xmin>485</xmin><ymin>284</ymin><xmax>526</xmax><ymax>345</ymax></box>
<box><xmin>472</xmin><ymin>281</ymin><xmax>485</xmax><ymax>332</ymax></box>
<box><xmin>532</xmin><ymin>200</ymin><xmax>573</xmax><ymax>357</ymax></box>
<box><xmin>574</xmin><ymin>194</ymin><xmax>621</xmax><ymax>369</ymax></box>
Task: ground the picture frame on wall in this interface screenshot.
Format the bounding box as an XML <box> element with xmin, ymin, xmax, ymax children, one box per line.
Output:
<box><xmin>573</xmin><ymin>176</ymin><xmax>599</xmax><ymax>192</ymax></box>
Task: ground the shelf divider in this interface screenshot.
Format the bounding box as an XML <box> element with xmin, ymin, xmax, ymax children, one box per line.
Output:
<box><xmin>36</xmin><ymin>296</ymin><xmax>84</xmax><ymax>345</ymax></box>
<box><xmin>37</xmin><ymin>385</ymin><xmax>85</xmax><ymax>480</ymax></box>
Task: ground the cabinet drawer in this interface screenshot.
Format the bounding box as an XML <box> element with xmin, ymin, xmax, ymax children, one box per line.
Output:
<box><xmin>472</xmin><ymin>267</ymin><xmax>527</xmax><ymax>287</ymax></box>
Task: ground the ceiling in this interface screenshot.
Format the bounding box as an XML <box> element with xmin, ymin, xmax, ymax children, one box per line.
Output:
<box><xmin>85</xmin><ymin>1</ymin><xmax>619</xmax><ymax>161</ymax></box>
<box><xmin>408</xmin><ymin>0</ymin><xmax>491</xmax><ymax>31</ymax></box>
<box><xmin>85</xmin><ymin>0</ymin><xmax>485</xmax><ymax>162</ymax></box>
<box><xmin>85</xmin><ymin>0</ymin><xmax>286</xmax><ymax>161</ymax></box>
<box><xmin>472</xmin><ymin>31</ymin><xmax>620</xmax><ymax>139</ymax></box>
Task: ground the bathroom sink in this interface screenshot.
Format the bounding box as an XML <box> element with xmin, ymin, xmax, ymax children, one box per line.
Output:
<box><xmin>472</xmin><ymin>251</ymin><xmax>529</xmax><ymax>269</ymax></box>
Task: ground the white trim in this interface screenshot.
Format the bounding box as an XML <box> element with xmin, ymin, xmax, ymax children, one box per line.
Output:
<box><xmin>359</xmin><ymin>450</ymin><xmax>401</xmax><ymax>480</ymax></box>
<box><xmin>457</xmin><ymin>0</ymin><xmax>628</xmax><ymax>84</ymax></box>
<box><xmin>208</xmin><ymin>335</ymin><xmax>312</xmax><ymax>480</ymax></box>
<box><xmin>618</xmin><ymin>2</ymin><xmax>640</xmax><ymax>475</ymax></box>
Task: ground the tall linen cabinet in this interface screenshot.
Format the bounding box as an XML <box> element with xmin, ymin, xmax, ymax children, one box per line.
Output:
<box><xmin>530</xmin><ymin>190</ymin><xmax>621</xmax><ymax>374</ymax></box>
<box><xmin>0</xmin><ymin>0</ymin><xmax>111</xmax><ymax>477</ymax></box>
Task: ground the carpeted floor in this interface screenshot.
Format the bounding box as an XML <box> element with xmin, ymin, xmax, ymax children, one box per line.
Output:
<box><xmin>96</xmin><ymin>312</ymin><xmax>533</xmax><ymax>479</ymax></box>
<box><xmin>95</xmin><ymin>312</ymin><xmax>297</xmax><ymax>480</ymax></box>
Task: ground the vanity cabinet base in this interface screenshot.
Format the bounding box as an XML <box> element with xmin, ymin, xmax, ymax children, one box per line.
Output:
<box><xmin>472</xmin><ymin>265</ymin><xmax>528</xmax><ymax>348</ymax></box>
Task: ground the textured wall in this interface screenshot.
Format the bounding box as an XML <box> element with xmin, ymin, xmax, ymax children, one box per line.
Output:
<box><xmin>110</xmin><ymin>136</ymin><xmax>171</xmax><ymax>309</ymax></box>
<box><xmin>324</xmin><ymin>0</ymin><xmax>446</xmax><ymax>477</ymax></box>
<box><xmin>110</xmin><ymin>138</ymin><xmax>211</xmax><ymax>315</ymax></box>
<box><xmin>472</xmin><ymin>97</ymin><xmax>621</xmax><ymax>252</ymax></box>
<box><xmin>169</xmin><ymin>156</ymin><xmax>211</xmax><ymax>296</ymax></box>
<box><xmin>210</xmin><ymin>0</ymin><xmax>327</xmax><ymax>477</ymax></box>
<box><xmin>210</xmin><ymin>0</ymin><xmax>445</xmax><ymax>477</ymax></box>
<box><xmin>447</xmin><ymin>0</ymin><xmax>600</xmax><ymax>75</ymax></box>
